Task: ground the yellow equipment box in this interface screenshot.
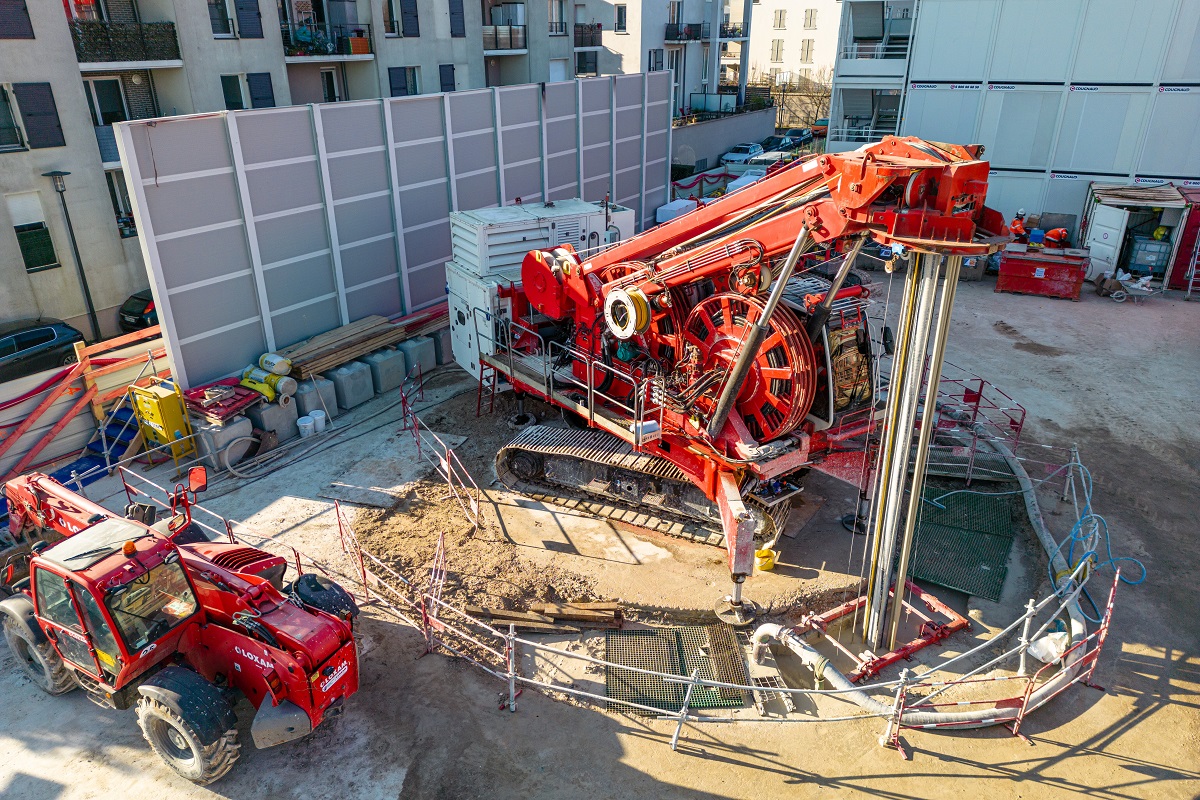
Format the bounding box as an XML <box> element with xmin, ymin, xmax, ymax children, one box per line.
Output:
<box><xmin>130</xmin><ymin>382</ymin><xmax>195</xmax><ymax>461</ymax></box>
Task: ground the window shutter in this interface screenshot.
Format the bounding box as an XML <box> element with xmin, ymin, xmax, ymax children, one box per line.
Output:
<box><xmin>448</xmin><ymin>0</ymin><xmax>465</xmax><ymax>37</ymax></box>
<box><xmin>400</xmin><ymin>0</ymin><xmax>419</xmax><ymax>36</ymax></box>
<box><xmin>439</xmin><ymin>64</ymin><xmax>456</xmax><ymax>93</ymax></box>
<box><xmin>389</xmin><ymin>67</ymin><xmax>410</xmax><ymax>97</ymax></box>
<box><xmin>235</xmin><ymin>0</ymin><xmax>263</xmax><ymax>38</ymax></box>
<box><xmin>246</xmin><ymin>73</ymin><xmax>275</xmax><ymax>108</ymax></box>
<box><xmin>12</xmin><ymin>83</ymin><xmax>64</xmax><ymax>149</ymax></box>
<box><xmin>0</xmin><ymin>0</ymin><xmax>34</xmax><ymax>39</ymax></box>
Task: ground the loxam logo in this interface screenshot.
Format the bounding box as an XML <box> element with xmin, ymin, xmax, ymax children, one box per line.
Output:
<box><xmin>320</xmin><ymin>661</ymin><xmax>348</xmax><ymax>693</ymax></box>
<box><xmin>234</xmin><ymin>645</ymin><xmax>272</xmax><ymax>670</ymax></box>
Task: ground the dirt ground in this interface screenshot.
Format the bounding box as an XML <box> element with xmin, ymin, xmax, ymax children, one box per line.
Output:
<box><xmin>1</xmin><ymin>275</ymin><xmax>1198</xmax><ymax>799</ymax></box>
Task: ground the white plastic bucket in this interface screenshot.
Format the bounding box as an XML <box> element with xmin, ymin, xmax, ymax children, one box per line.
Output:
<box><xmin>310</xmin><ymin>409</ymin><xmax>327</xmax><ymax>433</ymax></box>
<box><xmin>297</xmin><ymin>415</ymin><xmax>315</xmax><ymax>438</ymax></box>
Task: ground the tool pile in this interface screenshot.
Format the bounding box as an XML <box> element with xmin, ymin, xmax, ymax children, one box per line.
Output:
<box><xmin>467</xmin><ymin>602</ymin><xmax>623</xmax><ymax>633</ymax></box>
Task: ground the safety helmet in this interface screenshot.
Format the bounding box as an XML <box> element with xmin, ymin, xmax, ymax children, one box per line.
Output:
<box><xmin>1016</xmin><ymin>208</ymin><xmax>1026</xmax><ymax>218</ymax></box>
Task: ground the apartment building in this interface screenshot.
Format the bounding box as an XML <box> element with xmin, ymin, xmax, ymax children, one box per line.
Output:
<box><xmin>828</xmin><ymin>0</ymin><xmax>1200</xmax><ymax>233</ymax></box>
<box><xmin>0</xmin><ymin>0</ymin><xmax>483</xmax><ymax>336</ymax></box>
<box><xmin>744</xmin><ymin>0</ymin><xmax>839</xmax><ymax>85</ymax></box>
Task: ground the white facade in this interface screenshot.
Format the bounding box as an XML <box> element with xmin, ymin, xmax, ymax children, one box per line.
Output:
<box><xmin>744</xmin><ymin>0</ymin><xmax>839</xmax><ymax>85</ymax></box>
<box><xmin>828</xmin><ymin>0</ymin><xmax>1200</xmax><ymax>235</ymax></box>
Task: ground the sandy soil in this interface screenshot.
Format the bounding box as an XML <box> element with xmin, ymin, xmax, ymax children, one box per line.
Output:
<box><xmin>0</xmin><ymin>277</ymin><xmax>1197</xmax><ymax>799</ymax></box>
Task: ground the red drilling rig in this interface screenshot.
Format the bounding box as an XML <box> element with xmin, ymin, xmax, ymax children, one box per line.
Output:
<box><xmin>486</xmin><ymin>137</ymin><xmax>1006</xmax><ymax>621</ymax></box>
<box><xmin>0</xmin><ymin>469</ymin><xmax>359</xmax><ymax>784</ymax></box>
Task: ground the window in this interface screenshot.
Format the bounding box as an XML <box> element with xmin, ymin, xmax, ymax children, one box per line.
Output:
<box><xmin>647</xmin><ymin>49</ymin><xmax>663</xmax><ymax>71</ymax></box>
<box><xmin>0</xmin><ymin>0</ymin><xmax>34</xmax><ymax>38</ymax></box>
<box><xmin>448</xmin><ymin>0</ymin><xmax>465</xmax><ymax>37</ymax></box>
<box><xmin>548</xmin><ymin>0</ymin><xmax>565</xmax><ymax>34</ymax></box>
<box><xmin>11</xmin><ymin>83</ymin><xmax>64</xmax><ymax>149</ymax></box>
<box><xmin>104</xmin><ymin>561</ymin><xmax>198</xmax><ymax>653</ymax></box>
<box><xmin>0</xmin><ymin>87</ymin><xmax>24</xmax><ymax>151</ymax></box>
<box><xmin>701</xmin><ymin>44</ymin><xmax>709</xmax><ymax>81</ymax></box>
<box><xmin>208</xmin><ymin>0</ymin><xmax>235</xmax><ymax>36</ymax></box>
<box><xmin>614</xmin><ymin>4</ymin><xmax>626</xmax><ymax>32</ymax></box>
<box><xmin>246</xmin><ymin>72</ymin><xmax>275</xmax><ymax>107</ymax></box>
<box><xmin>33</xmin><ymin>569</ymin><xmax>94</xmax><ymax>670</ymax></box>
<box><xmin>575</xmin><ymin>51</ymin><xmax>598</xmax><ymax>77</ymax></box>
<box><xmin>15</xmin><ymin>327</ymin><xmax>54</xmax><ymax>349</ymax></box>
<box><xmin>773</xmin><ymin>9</ymin><xmax>785</xmax><ymax>28</ymax></box>
<box><xmin>769</xmin><ymin>67</ymin><xmax>781</xmax><ymax>81</ymax></box>
<box><xmin>799</xmin><ymin>67</ymin><xmax>812</xmax><ymax>80</ymax></box>
<box><xmin>389</xmin><ymin>66</ymin><xmax>419</xmax><ymax>96</ymax></box>
<box><xmin>320</xmin><ymin>68</ymin><xmax>341</xmax><ymax>102</ymax></box>
<box><xmin>83</xmin><ymin>77</ymin><xmax>128</xmax><ymax>127</ymax></box>
<box><xmin>106</xmin><ymin>169</ymin><xmax>136</xmax><ymax>237</ymax></box>
<box><xmin>220</xmin><ymin>74</ymin><xmax>245</xmax><ymax>110</ymax></box>
<box><xmin>439</xmin><ymin>64</ymin><xmax>456</xmax><ymax>92</ymax></box>
<box><xmin>667</xmin><ymin>0</ymin><xmax>680</xmax><ymax>24</ymax></box>
<box><xmin>7</xmin><ymin>192</ymin><xmax>59</xmax><ymax>273</ymax></box>
<box><xmin>800</xmin><ymin>38</ymin><xmax>813</xmax><ymax>63</ymax></box>
<box><xmin>770</xmin><ymin>38</ymin><xmax>783</xmax><ymax>62</ymax></box>
<box><xmin>804</xmin><ymin>8</ymin><xmax>816</xmax><ymax>29</ymax></box>
<box><xmin>75</xmin><ymin>586</ymin><xmax>121</xmax><ymax>681</ymax></box>
<box><xmin>399</xmin><ymin>0</ymin><xmax>420</xmax><ymax>36</ymax></box>
<box><xmin>382</xmin><ymin>0</ymin><xmax>398</xmax><ymax>34</ymax></box>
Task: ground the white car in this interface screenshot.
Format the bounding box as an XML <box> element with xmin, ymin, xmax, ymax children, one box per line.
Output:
<box><xmin>747</xmin><ymin>150</ymin><xmax>797</xmax><ymax>168</ymax></box>
<box><xmin>721</xmin><ymin>142</ymin><xmax>764</xmax><ymax>165</ymax></box>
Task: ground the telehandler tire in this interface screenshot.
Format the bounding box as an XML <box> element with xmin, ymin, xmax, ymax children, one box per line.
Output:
<box><xmin>3</xmin><ymin>615</ymin><xmax>77</xmax><ymax>695</ymax></box>
<box><xmin>136</xmin><ymin>696</ymin><xmax>241</xmax><ymax>785</ymax></box>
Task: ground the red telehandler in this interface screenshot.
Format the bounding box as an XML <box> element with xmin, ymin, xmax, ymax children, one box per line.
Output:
<box><xmin>0</xmin><ymin>469</ymin><xmax>360</xmax><ymax>784</ymax></box>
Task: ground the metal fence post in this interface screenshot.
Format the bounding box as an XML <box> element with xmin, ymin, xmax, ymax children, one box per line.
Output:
<box><xmin>1017</xmin><ymin>598</ymin><xmax>1036</xmax><ymax>676</ymax></box>
<box><xmin>506</xmin><ymin>623</ymin><xmax>518</xmax><ymax>712</ymax></box>
<box><xmin>671</xmin><ymin>669</ymin><xmax>700</xmax><ymax>752</ymax></box>
<box><xmin>879</xmin><ymin>667</ymin><xmax>910</xmax><ymax>759</ymax></box>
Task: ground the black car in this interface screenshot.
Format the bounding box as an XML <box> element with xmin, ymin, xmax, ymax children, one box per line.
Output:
<box><xmin>118</xmin><ymin>288</ymin><xmax>158</xmax><ymax>332</ymax></box>
<box><xmin>785</xmin><ymin>127</ymin><xmax>815</xmax><ymax>144</ymax></box>
<box><xmin>0</xmin><ymin>319</ymin><xmax>86</xmax><ymax>382</ymax></box>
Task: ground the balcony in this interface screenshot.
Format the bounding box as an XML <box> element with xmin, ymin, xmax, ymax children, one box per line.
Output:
<box><xmin>719</xmin><ymin>43</ymin><xmax>742</xmax><ymax>62</ymax></box>
<box><xmin>719</xmin><ymin>22</ymin><xmax>745</xmax><ymax>38</ymax></box>
<box><xmin>665</xmin><ymin>22</ymin><xmax>703</xmax><ymax>42</ymax></box>
<box><xmin>548</xmin><ymin>21</ymin><xmax>566</xmax><ymax>35</ymax></box>
<box><xmin>574</xmin><ymin>23</ymin><xmax>601</xmax><ymax>48</ymax></box>
<box><xmin>482</xmin><ymin>24</ymin><xmax>527</xmax><ymax>53</ymax></box>
<box><xmin>828</xmin><ymin>124</ymin><xmax>898</xmax><ymax>146</ymax></box>
<box><xmin>281</xmin><ymin>23</ymin><xmax>373</xmax><ymax>59</ymax></box>
<box><xmin>70</xmin><ymin>21</ymin><xmax>181</xmax><ymax>66</ymax></box>
<box><xmin>839</xmin><ymin>41</ymin><xmax>909</xmax><ymax>60</ymax></box>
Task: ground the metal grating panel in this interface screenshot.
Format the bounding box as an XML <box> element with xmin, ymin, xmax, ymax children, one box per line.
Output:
<box><xmin>909</xmin><ymin>488</ymin><xmax>1016</xmax><ymax>602</ymax></box>
<box><xmin>605</xmin><ymin>626</ymin><xmax>749</xmax><ymax>714</ymax></box>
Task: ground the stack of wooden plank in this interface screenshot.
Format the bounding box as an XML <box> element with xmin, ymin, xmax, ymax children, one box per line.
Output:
<box><xmin>280</xmin><ymin>316</ymin><xmax>407</xmax><ymax>379</ymax></box>
<box><xmin>466</xmin><ymin>601</ymin><xmax>623</xmax><ymax>633</ymax></box>
<box><xmin>391</xmin><ymin>302</ymin><xmax>449</xmax><ymax>339</ymax></box>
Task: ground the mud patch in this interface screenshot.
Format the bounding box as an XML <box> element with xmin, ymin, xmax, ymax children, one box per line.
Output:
<box><xmin>993</xmin><ymin>320</ymin><xmax>1067</xmax><ymax>357</ymax></box>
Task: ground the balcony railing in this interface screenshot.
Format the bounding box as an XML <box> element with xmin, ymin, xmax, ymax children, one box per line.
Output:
<box><xmin>574</xmin><ymin>23</ymin><xmax>601</xmax><ymax>47</ymax></box>
<box><xmin>281</xmin><ymin>23</ymin><xmax>373</xmax><ymax>57</ymax></box>
<box><xmin>70</xmin><ymin>21</ymin><xmax>180</xmax><ymax>63</ymax></box>
<box><xmin>828</xmin><ymin>124</ymin><xmax>899</xmax><ymax>143</ymax></box>
<box><xmin>719</xmin><ymin>22</ymin><xmax>745</xmax><ymax>38</ymax></box>
<box><xmin>664</xmin><ymin>22</ymin><xmax>703</xmax><ymax>41</ymax></box>
<box><xmin>482</xmin><ymin>24</ymin><xmax>527</xmax><ymax>51</ymax></box>
<box><xmin>840</xmin><ymin>41</ymin><xmax>909</xmax><ymax>59</ymax></box>
<box><xmin>548</xmin><ymin>20</ymin><xmax>565</xmax><ymax>35</ymax></box>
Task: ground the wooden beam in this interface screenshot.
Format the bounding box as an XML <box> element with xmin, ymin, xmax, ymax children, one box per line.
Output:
<box><xmin>1</xmin><ymin>385</ymin><xmax>97</xmax><ymax>482</ymax></box>
<box><xmin>80</xmin><ymin>324</ymin><xmax>161</xmax><ymax>357</ymax></box>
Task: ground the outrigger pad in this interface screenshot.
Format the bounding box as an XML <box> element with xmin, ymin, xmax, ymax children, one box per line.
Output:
<box><xmin>251</xmin><ymin>698</ymin><xmax>312</xmax><ymax>748</ymax></box>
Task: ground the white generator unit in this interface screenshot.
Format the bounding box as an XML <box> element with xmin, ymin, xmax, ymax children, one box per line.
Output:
<box><xmin>445</xmin><ymin>199</ymin><xmax>635</xmax><ymax>376</ymax></box>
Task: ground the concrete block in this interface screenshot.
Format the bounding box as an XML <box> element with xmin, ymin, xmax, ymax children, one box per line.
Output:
<box><xmin>398</xmin><ymin>336</ymin><xmax>436</xmax><ymax>378</ymax></box>
<box><xmin>194</xmin><ymin>415</ymin><xmax>253</xmax><ymax>470</ymax></box>
<box><xmin>358</xmin><ymin>348</ymin><xmax>407</xmax><ymax>394</ymax></box>
<box><xmin>431</xmin><ymin>327</ymin><xmax>453</xmax><ymax>365</ymax></box>
<box><xmin>295</xmin><ymin>376</ymin><xmax>339</xmax><ymax>419</ymax></box>
<box><xmin>247</xmin><ymin>398</ymin><xmax>299</xmax><ymax>443</ymax></box>
<box><xmin>323</xmin><ymin>361</ymin><xmax>374</xmax><ymax>410</ymax></box>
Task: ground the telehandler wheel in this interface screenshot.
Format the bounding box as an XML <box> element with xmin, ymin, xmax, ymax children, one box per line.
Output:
<box><xmin>3</xmin><ymin>616</ymin><xmax>77</xmax><ymax>695</ymax></box>
<box><xmin>136</xmin><ymin>697</ymin><xmax>241</xmax><ymax>785</ymax></box>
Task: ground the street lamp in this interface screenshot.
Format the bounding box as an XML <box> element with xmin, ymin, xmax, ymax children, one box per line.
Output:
<box><xmin>42</xmin><ymin>170</ymin><xmax>101</xmax><ymax>342</ymax></box>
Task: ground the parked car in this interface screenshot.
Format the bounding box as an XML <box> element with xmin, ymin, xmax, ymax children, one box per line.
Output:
<box><xmin>784</xmin><ymin>127</ymin><xmax>814</xmax><ymax>144</ymax></box>
<box><xmin>0</xmin><ymin>319</ymin><xmax>86</xmax><ymax>383</ymax></box>
<box><xmin>118</xmin><ymin>288</ymin><xmax>158</xmax><ymax>332</ymax></box>
<box><xmin>720</xmin><ymin>142</ymin><xmax>764</xmax><ymax>165</ymax></box>
<box><xmin>812</xmin><ymin>118</ymin><xmax>829</xmax><ymax>137</ymax></box>
<box><xmin>759</xmin><ymin>135</ymin><xmax>798</xmax><ymax>153</ymax></box>
<box><xmin>748</xmin><ymin>151</ymin><xmax>798</xmax><ymax>168</ymax></box>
